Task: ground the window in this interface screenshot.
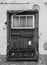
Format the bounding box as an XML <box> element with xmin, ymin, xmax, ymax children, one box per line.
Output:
<box><xmin>13</xmin><ymin>16</ymin><xmax>19</xmax><ymax>27</ymax></box>
<box><xmin>20</xmin><ymin>16</ymin><xmax>26</xmax><ymax>27</ymax></box>
<box><xmin>11</xmin><ymin>15</ymin><xmax>34</xmax><ymax>29</ymax></box>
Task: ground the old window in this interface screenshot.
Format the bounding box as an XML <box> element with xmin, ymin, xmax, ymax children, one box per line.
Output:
<box><xmin>11</xmin><ymin>15</ymin><xmax>34</xmax><ymax>29</ymax></box>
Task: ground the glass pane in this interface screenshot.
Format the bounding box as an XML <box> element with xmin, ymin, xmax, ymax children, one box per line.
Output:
<box><xmin>20</xmin><ymin>16</ymin><xmax>26</xmax><ymax>27</ymax></box>
<box><xmin>13</xmin><ymin>16</ymin><xmax>19</xmax><ymax>27</ymax></box>
<box><xmin>27</xmin><ymin>16</ymin><xmax>33</xmax><ymax>27</ymax></box>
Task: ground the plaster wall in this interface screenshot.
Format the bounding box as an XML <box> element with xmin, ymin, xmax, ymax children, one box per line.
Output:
<box><xmin>0</xmin><ymin>0</ymin><xmax>47</xmax><ymax>55</ymax></box>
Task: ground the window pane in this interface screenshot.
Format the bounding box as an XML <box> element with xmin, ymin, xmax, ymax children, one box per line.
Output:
<box><xmin>20</xmin><ymin>16</ymin><xmax>26</xmax><ymax>27</ymax></box>
<box><xmin>11</xmin><ymin>15</ymin><xmax>34</xmax><ymax>29</ymax></box>
<box><xmin>27</xmin><ymin>16</ymin><xmax>33</xmax><ymax>27</ymax></box>
<box><xmin>13</xmin><ymin>16</ymin><xmax>19</xmax><ymax>27</ymax></box>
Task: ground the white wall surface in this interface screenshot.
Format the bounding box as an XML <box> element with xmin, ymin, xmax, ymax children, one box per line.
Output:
<box><xmin>0</xmin><ymin>0</ymin><xmax>47</xmax><ymax>55</ymax></box>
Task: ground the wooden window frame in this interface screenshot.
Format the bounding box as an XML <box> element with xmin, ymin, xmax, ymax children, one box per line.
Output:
<box><xmin>11</xmin><ymin>15</ymin><xmax>34</xmax><ymax>29</ymax></box>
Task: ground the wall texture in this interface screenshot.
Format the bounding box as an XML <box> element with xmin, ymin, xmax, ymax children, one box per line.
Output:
<box><xmin>0</xmin><ymin>0</ymin><xmax>47</xmax><ymax>55</ymax></box>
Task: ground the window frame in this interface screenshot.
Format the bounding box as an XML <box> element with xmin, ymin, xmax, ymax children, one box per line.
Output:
<box><xmin>11</xmin><ymin>15</ymin><xmax>35</xmax><ymax>29</ymax></box>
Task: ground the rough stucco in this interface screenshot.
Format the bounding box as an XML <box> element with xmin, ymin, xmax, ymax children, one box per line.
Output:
<box><xmin>0</xmin><ymin>0</ymin><xmax>47</xmax><ymax>55</ymax></box>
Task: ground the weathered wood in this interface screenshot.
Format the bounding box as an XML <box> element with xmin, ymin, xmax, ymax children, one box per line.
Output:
<box><xmin>7</xmin><ymin>10</ymin><xmax>39</xmax><ymax>61</ymax></box>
